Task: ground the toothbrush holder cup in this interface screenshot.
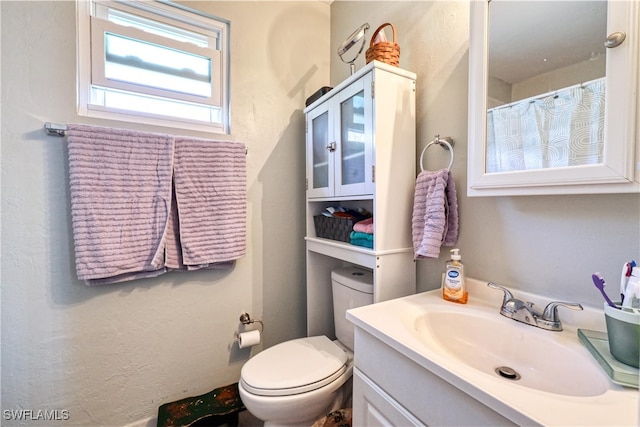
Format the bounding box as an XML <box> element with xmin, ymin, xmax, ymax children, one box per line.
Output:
<box><xmin>604</xmin><ymin>303</ymin><xmax>640</xmax><ymax>368</ymax></box>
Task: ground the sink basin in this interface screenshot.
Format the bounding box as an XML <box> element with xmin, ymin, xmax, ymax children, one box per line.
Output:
<box><xmin>414</xmin><ymin>310</ymin><xmax>610</xmax><ymax>396</ymax></box>
<box><xmin>347</xmin><ymin>278</ymin><xmax>638</xmax><ymax>426</ymax></box>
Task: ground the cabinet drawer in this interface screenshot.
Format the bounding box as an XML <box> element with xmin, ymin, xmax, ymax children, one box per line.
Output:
<box><xmin>353</xmin><ymin>368</ymin><xmax>424</xmax><ymax>426</ymax></box>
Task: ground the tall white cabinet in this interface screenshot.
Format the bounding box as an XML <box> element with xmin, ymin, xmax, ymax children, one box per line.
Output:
<box><xmin>304</xmin><ymin>61</ymin><xmax>417</xmax><ymax>337</ymax></box>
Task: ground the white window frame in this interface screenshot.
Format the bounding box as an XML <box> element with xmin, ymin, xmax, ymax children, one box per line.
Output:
<box><xmin>77</xmin><ymin>0</ymin><xmax>230</xmax><ymax>134</ymax></box>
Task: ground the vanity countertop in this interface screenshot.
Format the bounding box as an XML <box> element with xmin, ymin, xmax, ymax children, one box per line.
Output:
<box><xmin>347</xmin><ymin>278</ymin><xmax>639</xmax><ymax>426</ymax></box>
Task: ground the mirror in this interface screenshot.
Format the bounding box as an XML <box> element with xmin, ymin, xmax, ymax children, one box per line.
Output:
<box><xmin>487</xmin><ymin>1</ymin><xmax>606</xmax><ymax>173</ymax></box>
<box><xmin>468</xmin><ymin>0</ymin><xmax>639</xmax><ymax>196</ymax></box>
<box><xmin>338</xmin><ymin>23</ymin><xmax>370</xmax><ymax>75</ymax></box>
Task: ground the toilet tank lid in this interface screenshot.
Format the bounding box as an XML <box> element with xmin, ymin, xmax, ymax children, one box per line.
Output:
<box><xmin>331</xmin><ymin>267</ymin><xmax>373</xmax><ymax>294</ymax></box>
<box><xmin>240</xmin><ymin>336</ymin><xmax>348</xmax><ymax>395</ymax></box>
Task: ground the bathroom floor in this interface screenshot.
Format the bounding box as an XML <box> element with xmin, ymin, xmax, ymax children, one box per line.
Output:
<box><xmin>238</xmin><ymin>410</ymin><xmax>263</xmax><ymax>427</ymax></box>
<box><xmin>237</xmin><ymin>408</ymin><xmax>353</xmax><ymax>427</ymax></box>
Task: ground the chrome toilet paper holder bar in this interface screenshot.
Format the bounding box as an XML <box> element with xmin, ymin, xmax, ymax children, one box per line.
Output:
<box><xmin>236</xmin><ymin>312</ymin><xmax>264</xmax><ymax>335</ymax></box>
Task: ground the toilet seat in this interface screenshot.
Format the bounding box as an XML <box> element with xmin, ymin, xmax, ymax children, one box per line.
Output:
<box><xmin>240</xmin><ymin>336</ymin><xmax>349</xmax><ymax>397</ymax></box>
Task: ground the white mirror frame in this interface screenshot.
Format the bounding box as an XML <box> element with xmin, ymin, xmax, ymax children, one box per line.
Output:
<box><xmin>468</xmin><ymin>1</ymin><xmax>639</xmax><ymax>196</ymax></box>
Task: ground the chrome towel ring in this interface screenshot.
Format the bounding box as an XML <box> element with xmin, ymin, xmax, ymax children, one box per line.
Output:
<box><xmin>420</xmin><ymin>135</ymin><xmax>455</xmax><ymax>172</ymax></box>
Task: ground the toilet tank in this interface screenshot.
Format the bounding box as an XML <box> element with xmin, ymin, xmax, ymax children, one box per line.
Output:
<box><xmin>331</xmin><ymin>266</ymin><xmax>374</xmax><ymax>351</ymax></box>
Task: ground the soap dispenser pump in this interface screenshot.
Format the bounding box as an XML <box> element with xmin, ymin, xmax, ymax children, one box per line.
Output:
<box><xmin>442</xmin><ymin>248</ymin><xmax>468</xmax><ymax>304</ymax></box>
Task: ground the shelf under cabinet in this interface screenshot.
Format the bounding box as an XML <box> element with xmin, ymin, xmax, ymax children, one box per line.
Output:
<box><xmin>305</xmin><ymin>236</ymin><xmax>412</xmax><ymax>269</ymax></box>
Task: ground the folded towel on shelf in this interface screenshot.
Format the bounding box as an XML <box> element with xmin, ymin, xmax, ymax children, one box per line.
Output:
<box><xmin>411</xmin><ymin>168</ymin><xmax>459</xmax><ymax>259</ymax></box>
<box><xmin>353</xmin><ymin>217</ymin><xmax>374</xmax><ymax>234</ymax></box>
<box><xmin>167</xmin><ymin>136</ymin><xmax>246</xmax><ymax>269</ymax></box>
<box><xmin>66</xmin><ymin>124</ymin><xmax>174</xmax><ymax>285</ymax></box>
<box><xmin>66</xmin><ymin>124</ymin><xmax>246</xmax><ymax>285</ymax></box>
<box><xmin>319</xmin><ymin>206</ymin><xmax>371</xmax><ymax>222</ymax></box>
<box><xmin>350</xmin><ymin>231</ymin><xmax>374</xmax><ymax>249</ymax></box>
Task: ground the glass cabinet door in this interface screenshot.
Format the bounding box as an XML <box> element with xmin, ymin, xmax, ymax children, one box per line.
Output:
<box><xmin>340</xmin><ymin>90</ymin><xmax>365</xmax><ymax>186</ymax></box>
<box><xmin>307</xmin><ymin>104</ymin><xmax>333</xmax><ymax>198</ymax></box>
<box><xmin>336</xmin><ymin>76</ymin><xmax>372</xmax><ymax>197</ymax></box>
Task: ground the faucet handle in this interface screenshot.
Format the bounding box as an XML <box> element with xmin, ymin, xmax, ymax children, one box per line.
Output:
<box><xmin>542</xmin><ymin>301</ymin><xmax>584</xmax><ymax>322</ymax></box>
<box><xmin>487</xmin><ymin>282</ymin><xmax>514</xmax><ymax>306</ymax></box>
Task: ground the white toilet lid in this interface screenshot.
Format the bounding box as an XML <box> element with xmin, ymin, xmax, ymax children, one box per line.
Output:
<box><xmin>240</xmin><ymin>336</ymin><xmax>349</xmax><ymax>397</ymax></box>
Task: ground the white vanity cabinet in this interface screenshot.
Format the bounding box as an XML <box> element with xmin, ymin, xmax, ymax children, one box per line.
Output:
<box><xmin>352</xmin><ymin>328</ymin><xmax>516</xmax><ymax>426</ymax></box>
<box><xmin>304</xmin><ymin>61</ymin><xmax>417</xmax><ymax>337</ymax></box>
<box><xmin>353</xmin><ymin>369</ymin><xmax>425</xmax><ymax>426</ymax></box>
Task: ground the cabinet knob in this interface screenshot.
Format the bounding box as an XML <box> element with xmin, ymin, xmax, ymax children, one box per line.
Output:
<box><xmin>326</xmin><ymin>141</ymin><xmax>337</xmax><ymax>152</ymax></box>
<box><xmin>604</xmin><ymin>32</ymin><xmax>626</xmax><ymax>48</ymax></box>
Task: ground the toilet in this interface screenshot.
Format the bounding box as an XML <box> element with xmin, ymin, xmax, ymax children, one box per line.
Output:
<box><xmin>238</xmin><ymin>266</ymin><xmax>374</xmax><ymax>426</ymax></box>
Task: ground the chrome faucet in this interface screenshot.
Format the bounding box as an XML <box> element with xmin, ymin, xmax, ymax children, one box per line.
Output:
<box><xmin>487</xmin><ymin>282</ymin><xmax>583</xmax><ymax>331</ymax></box>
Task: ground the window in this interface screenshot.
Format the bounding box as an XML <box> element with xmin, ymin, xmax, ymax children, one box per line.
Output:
<box><xmin>77</xmin><ymin>0</ymin><xmax>230</xmax><ymax>133</ymax></box>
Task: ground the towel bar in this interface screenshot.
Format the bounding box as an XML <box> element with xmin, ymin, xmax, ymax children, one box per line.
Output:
<box><xmin>420</xmin><ymin>135</ymin><xmax>454</xmax><ymax>172</ymax></box>
<box><xmin>44</xmin><ymin>122</ymin><xmax>67</xmax><ymax>137</ymax></box>
<box><xmin>42</xmin><ymin>122</ymin><xmax>249</xmax><ymax>155</ymax></box>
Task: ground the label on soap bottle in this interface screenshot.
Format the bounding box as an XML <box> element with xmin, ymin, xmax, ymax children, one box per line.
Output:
<box><xmin>446</xmin><ymin>268</ymin><xmax>462</xmax><ymax>289</ymax></box>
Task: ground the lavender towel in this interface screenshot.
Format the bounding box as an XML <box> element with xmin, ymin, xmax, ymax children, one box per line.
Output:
<box><xmin>66</xmin><ymin>125</ymin><xmax>246</xmax><ymax>285</ymax></box>
<box><xmin>167</xmin><ymin>137</ymin><xmax>246</xmax><ymax>269</ymax></box>
<box><xmin>412</xmin><ymin>169</ymin><xmax>459</xmax><ymax>259</ymax></box>
<box><xmin>66</xmin><ymin>124</ymin><xmax>174</xmax><ymax>284</ymax></box>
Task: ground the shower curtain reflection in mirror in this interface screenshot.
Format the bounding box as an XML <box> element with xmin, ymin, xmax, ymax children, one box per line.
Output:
<box><xmin>486</xmin><ymin>78</ymin><xmax>605</xmax><ymax>173</ymax></box>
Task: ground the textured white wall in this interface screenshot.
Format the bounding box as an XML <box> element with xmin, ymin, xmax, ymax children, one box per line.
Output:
<box><xmin>1</xmin><ymin>1</ymin><xmax>329</xmax><ymax>425</ymax></box>
<box><xmin>2</xmin><ymin>1</ymin><xmax>638</xmax><ymax>425</ymax></box>
<box><xmin>331</xmin><ymin>1</ymin><xmax>640</xmax><ymax>305</ymax></box>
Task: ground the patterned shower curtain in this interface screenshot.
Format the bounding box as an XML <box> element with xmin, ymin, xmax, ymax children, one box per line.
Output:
<box><xmin>486</xmin><ymin>78</ymin><xmax>605</xmax><ymax>173</ymax></box>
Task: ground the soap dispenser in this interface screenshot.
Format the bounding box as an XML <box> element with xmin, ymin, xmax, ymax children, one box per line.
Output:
<box><xmin>442</xmin><ymin>248</ymin><xmax>468</xmax><ymax>304</ymax></box>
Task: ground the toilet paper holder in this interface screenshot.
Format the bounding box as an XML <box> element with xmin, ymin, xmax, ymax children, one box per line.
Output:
<box><xmin>236</xmin><ymin>312</ymin><xmax>264</xmax><ymax>335</ymax></box>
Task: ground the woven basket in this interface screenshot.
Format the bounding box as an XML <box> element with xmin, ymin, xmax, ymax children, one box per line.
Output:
<box><xmin>365</xmin><ymin>23</ymin><xmax>400</xmax><ymax>67</ymax></box>
<box><xmin>313</xmin><ymin>215</ymin><xmax>355</xmax><ymax>243</ymax></box>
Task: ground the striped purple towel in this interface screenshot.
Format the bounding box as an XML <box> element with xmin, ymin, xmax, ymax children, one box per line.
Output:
<box><xmin>67</xmin><ymin>125</ymin><xmax>246</xmax><ymax>285</ymax></box>
<box><xmin>412</xmin><ymin>169</ymin><xmax>459</xmax><ymax>259</ymax></box>
<box><xmin>166</xmin><ymin>137</ymin><xmax>246</xmax><ymax>269</ymax></box>
<box><xmin>66</xmin><ymin>124</ymin><xmax>174</xmax><ymax>284</ymax></box>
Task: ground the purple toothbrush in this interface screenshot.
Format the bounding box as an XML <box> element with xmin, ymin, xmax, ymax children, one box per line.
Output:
<box><xmin>592</xmin><ymin>273</ymin><xmax>618</xmax><ymax>309</ymax></box>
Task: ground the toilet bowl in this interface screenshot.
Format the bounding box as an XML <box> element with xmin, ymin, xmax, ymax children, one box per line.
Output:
<box><xmin>238</xmin><ymin>267</ymin><xmax>373</xmax><ymax>427</ymax></box>
<box><xmin>238</xmin><ymin>336</ymin><xmax>353</xmax><ymax>426</ymax></box>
